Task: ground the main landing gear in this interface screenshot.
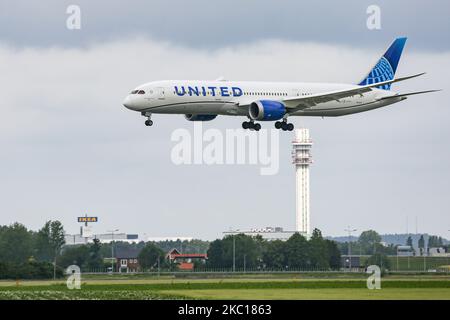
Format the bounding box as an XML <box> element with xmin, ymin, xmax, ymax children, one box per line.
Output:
<box><xmin>242</xmin><ymin>121</ymin><xmax>261</xmax><ymax>131</ymax></box>
<box><xmin>142</xmin><ymin>112</ymin><xmax>153</xmax><ymax>126</ymax></box>
<box><xmin>274</xmin><ymin>120</ymin><xmax>294</xmax><ymax>131</ymax></box>
<box><xmin>242</xmin><ymin>120</ymin><xmax>294</xmax><ymax>131</ymax></box>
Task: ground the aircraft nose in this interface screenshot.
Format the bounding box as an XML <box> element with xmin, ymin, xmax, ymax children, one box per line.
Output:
<box><xmin>123</xmin><ymin>95</ymin><xmax>132</xmax><ymax>109</ymax></box>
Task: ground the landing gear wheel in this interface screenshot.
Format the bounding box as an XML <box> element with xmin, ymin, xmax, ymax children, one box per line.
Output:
<box><xmin>281</xmin><ymin>122</ymin><xmax>288</xmax><ymax>131</ymax></box>
<box><xmin>275</xmin><ymin>121</ymin><xmax>282</xmax><ymax>129</ymax></box>
<box><xmin>287</xmin><ymin>123</ymin><xmax>294</xmax><ymax>131</ymax></box>
<box><xmin>142</xmin><ymin>112</ymin><xmax>153</xmax><ymax>127</ymax></box>
<box><xmin>243</xmin><ymin>121</ymin><xmax>260</xmax><ymax>130</ymax></box>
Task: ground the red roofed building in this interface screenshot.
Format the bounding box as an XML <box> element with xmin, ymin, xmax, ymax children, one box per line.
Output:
<box><xmin>166</xmin><ymin>248</ymin><xmax>207</xmax><ymax>271</ymax></box>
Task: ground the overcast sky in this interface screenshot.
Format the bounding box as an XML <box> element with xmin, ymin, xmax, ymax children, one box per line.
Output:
<box><xmin>0</xmin><ymin>0</ymin><xmax>449</xmax><ymax>240</ymax></box>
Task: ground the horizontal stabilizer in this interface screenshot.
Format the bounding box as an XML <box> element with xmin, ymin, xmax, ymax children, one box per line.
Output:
<box><xmin>380</xmin><ymin>89</ymin><xmax>442</xmax><ymax>100</ymax></box>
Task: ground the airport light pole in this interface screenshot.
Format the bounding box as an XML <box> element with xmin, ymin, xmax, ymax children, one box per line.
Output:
<box><xmin>396</xmin><ymin>247</ymin><xmax>399</xmax><ymax>271</ymax></box>
<box><xmin>424</xmin><ymin>252</ymin><xmax>426</xmax><ymax>271</ymax></box>
<box><xmin>345</xmin><ymin>226</ymin><xmax>357</xmax><ymax>271</ymax></box>
<box><xmin>108</xmin><ymin>229</ymin><xmax>119</xmax><ymax>273</ymax></box>
<box><xmin>157</xmin><ymin>255</ymin><xmax>160</xmax><ymax>277</ymax></box>
<box><xmin>448</xmin><ymin>230</ymin><xmax>450</xmax><ymax>272</ymax></box>
<box><xmin>233</xmin><ymin>235</ymin><xmax>236</xmax><ymax>272</ymax></box>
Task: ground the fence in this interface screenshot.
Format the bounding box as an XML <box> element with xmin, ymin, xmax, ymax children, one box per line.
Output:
<box><xmin>360</xmin><ymin>256</ymin><xmax>450</xmax><ymax>272</ymax></box>
<box><xmin>77</xmin><ymin>256</ymin><xmax>450</xmax><ymax>274</ymax></box>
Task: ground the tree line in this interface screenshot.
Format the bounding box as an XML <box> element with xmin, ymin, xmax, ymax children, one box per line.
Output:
<box><xmin>406</xmin><ymin>234</ymin><xmax>445</xmax><ymax>256</ymax></box>
<box><xmin>207</xmin><ymin>229</ymin><xmax>341</xmax><ymax>270</ymax></box>
<box><xmin>0</xmin><ymin>221</ymin><xmax>65</xmax><ymax>279</ymax></box>
<box><xmin>334</xmin><ymin>229</ymin><xmax>448</xmax><ymax>257</ymax></box>
<box><xmin>5</xmin><ymin>220</ymin><xmax>445</xmax><ymax>278</ymax></box>
<box><xmin>336</xmin><ymin>230</ymin><xmax>397</xmax><ymax>256</ymax></box>
<box><xmin>1</xmin><ymin>221</ymin><xmax>341</xmax><ymax>277</ymax></box>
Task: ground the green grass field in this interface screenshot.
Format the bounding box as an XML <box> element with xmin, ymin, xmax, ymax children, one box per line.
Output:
<box><xmin>162</xmin><ymin>288</ymin><xmax>450</xmax><ymax>300</ymax></box>
<box><xmin>0</xmin><ymin>275</ymin><xmax>449</xmax><ymax>300</ymax></box>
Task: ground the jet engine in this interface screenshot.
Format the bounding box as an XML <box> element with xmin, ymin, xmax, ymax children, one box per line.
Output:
<box><xmin>248</xmin><ymin>100</ymin><xmax>286</xmax><ymax>121</ymax></box>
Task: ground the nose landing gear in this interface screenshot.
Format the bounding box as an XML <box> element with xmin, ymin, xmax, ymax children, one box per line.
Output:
<box><xmin>142</xmin><ymin>112</ymin><xmax>153</xmax><ymax>127</ymax></box>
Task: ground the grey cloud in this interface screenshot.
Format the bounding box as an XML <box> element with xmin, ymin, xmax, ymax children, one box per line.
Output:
<box><xmin>0</xmin><ymin>0</ymin><xmax>449</xmax><ymax>51</ymax></box>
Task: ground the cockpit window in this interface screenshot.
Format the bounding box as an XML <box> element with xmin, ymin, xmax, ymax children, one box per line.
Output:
<box><xmin>130</xmin><ymin>90</ymin><xmax>145</xmax><ymax>94</ymax></box>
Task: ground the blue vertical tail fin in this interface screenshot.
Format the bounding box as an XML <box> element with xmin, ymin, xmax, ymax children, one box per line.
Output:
<box><xmin>359</xmin><ymin>37</ymin><xmax>407</xmax><ymax>90</ymax></box>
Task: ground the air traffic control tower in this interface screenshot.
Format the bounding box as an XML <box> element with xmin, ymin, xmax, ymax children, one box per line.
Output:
<box><xmin>292</xmin><ymin>128</ymin><xmax>313</xmax><ymax>237</ymax></box>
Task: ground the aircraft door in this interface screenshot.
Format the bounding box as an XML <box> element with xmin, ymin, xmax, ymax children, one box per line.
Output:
<box><xmin>290</xmin><ymin>88</ymin><xmax>299</xmax><ymax>97</ymax></box>
<box><xmin>156</xmin><ymin>87</ymin><xmax>165</xmax><ymax>100</ymax></box>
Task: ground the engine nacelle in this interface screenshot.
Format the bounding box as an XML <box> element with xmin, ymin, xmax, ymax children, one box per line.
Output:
<box><xmin>184</xmin><ymin>114</ymin><xmax>217</xmax><ymax>121</ymax></box>
<box><xmin>249</xmin><ymin>100</ymin><xmax>286</xmax><ymax>121</ymax></box>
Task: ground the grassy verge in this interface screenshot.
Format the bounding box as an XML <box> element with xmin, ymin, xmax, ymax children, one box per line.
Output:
<box><xmin>161</xmin><ymin>288</ymin><xmax>450</xmax><ymax>300</ymax></box>
<box><xmin>0</xmin><ymin>276</ymin><xmax>449</xmax><ymax>300</ymax></box>
<box><xmin>0</xmin><ymin>290</ymin><xmax>188</xmax><ymax>300</ymax></box>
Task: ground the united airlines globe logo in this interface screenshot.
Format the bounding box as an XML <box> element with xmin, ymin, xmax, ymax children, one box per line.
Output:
<box><xmin>361</xmin><ymin>57</ymin><xmax>394</xmax><ymax>90</ymax></box>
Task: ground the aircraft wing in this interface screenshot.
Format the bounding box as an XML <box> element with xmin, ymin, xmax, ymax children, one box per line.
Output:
<box><xmin>282</xmin><ymin>73</ymin><xmax>425</xmax><ymax>110</ymax></box>
<box><xmin>379</xmin><ymin>89</ymin><xmax>441</xmax><ymax>100</ymax></box>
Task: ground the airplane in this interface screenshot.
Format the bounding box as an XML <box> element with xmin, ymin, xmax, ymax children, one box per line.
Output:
<box><xmin>122</xmin><ymin>37</ymin><xmax>439</xmax><ymax>131</ymax></box>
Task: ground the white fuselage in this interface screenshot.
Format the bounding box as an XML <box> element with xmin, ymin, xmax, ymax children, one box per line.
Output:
<box><xmin>122</xmin><ymin>80</ymin><xmax>404</xmax><ymax>117</ymax></box>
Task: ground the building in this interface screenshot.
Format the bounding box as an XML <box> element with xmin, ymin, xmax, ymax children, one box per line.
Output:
<box><xmin>64</xmin><ymin>232</ymin><xmax>140</xmax><ymax>245</ymax></box>
<box><xmin>115</xmin><ymin>247</ymin><xmax>140</xmax><ymax>273</ymax></box>
<box><xmin>223</xmin><ymin>227</ymin><xmax>296</xmax><ymax>241</ymax></box>
<box><xmin>341</xmin><ymin>255</ymin><xmax>363</xmax><ymax>271</ymax></box>
<box><xmin>428</xmin><ymin>247</ymin><xmax>449</xmax><ymax>257</ymax></box>
<box><xmin>166</xmin><ymin>248</ymin><xmax>207</xmax><ymax>270</ymax></box>
<box><xmin>147</xmin><ymin>236</ymin><xmax>193</xmax><ymax>242</ymax></box>
<box><xmin>292</xmin><ymin>128</ymin><xmax>313</xmax><ymax>237</ymax></box>
<box><xmin>397</xmin><ymin>245</ymin><xmax>414</xmax><ymax>257</ymax></box>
